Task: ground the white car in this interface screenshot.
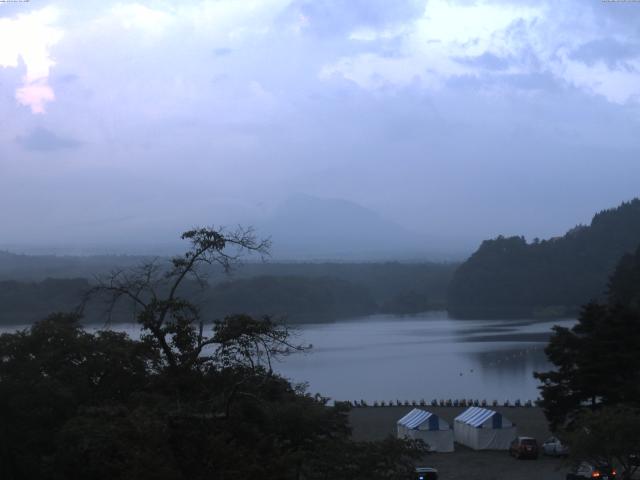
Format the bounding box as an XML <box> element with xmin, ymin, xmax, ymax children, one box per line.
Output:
<box><xmin>542</xmin><ymin>436</ymin><xmax>569</xmax><ymax>457</ymax></box>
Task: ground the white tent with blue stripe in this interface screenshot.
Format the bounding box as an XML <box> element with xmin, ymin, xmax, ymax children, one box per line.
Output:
<box><xmin>397</xmin><ymin>408</ymin><xmax>454</xmax><ymax>452</ymax></box>
<box><xmin>454</xmin><ymin>407</ymin><xmax>516</xmax><ymax>450</ymax></box>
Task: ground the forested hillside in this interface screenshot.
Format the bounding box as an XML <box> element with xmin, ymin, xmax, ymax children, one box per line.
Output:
<box><xmin>0</xmin><ymin>251</ymin><xmax>147</xmax><ymax>280</ymax></box>
<box><xmin>448</xmin><ymin>199</ymin><xmax>640</xmax><ymax>318</ymax></box>
<box><xmin>0</xmin><ymin>278</ymin><xmax>89</xmax><ymax>325</ymax></box>
<box><xmin>0</xmin><ymin>261</ymin><xmax>456</xmax><ymax>325</ymax></box>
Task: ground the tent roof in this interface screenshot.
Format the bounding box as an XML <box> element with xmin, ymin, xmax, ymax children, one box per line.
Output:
<box><xmin>397</xmin><ymin>408</ymin><xmax>436</xmax><ymax>429</ymax></box>
<box><xmin>455</xmin><ymin>407</ymin><xmax>502</xmax><ymax>427</ymax></box>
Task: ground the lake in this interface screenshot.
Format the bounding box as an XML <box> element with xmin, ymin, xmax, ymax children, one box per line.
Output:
<box><xmin>1</xmin><ymin>312</ymin><xmax>574</xmax><ymax>403</ymax></box>
<box><xmin>273</xmin><ymin>312</ymin><xmax>574</xmax><ymax>403</ymax></box>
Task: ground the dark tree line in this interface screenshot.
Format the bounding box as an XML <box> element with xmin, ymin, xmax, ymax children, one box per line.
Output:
<box><xmin>0</xmin><ymin>265</ymin><xmax>454</xmax><ymax>326</ymax></box>
<box><xmin>448</xmin><ymin>198</ymin><xmax>640</xmax><ymax>318</ymax></box>
<box><xmin>0</xmin><ymin>227</ymin><xmax>427</xmax><ymax>480</ymax></box>
<box><xmin>203</xmin><ymin>275</ymin><xmax>378</xmax><ymax>321</ymax></box>
<box><xmin>0</xmin><ymin>278</ymin><xmax>89</xmax><ymax>324</ymax></box>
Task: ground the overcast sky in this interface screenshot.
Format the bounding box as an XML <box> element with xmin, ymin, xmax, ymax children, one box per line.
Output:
<box><xmin>1</xmin><ymin>0</ymin><xmax>639</xmax><ymax>256</ymax></box>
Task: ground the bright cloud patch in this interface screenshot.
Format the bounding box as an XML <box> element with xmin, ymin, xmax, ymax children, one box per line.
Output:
<box><xmin>15</xmin><ymin>81</ymin><xmax>56</xmax><ymax>114</ymax></box>
<box><xmin>100</xmin><ymin>0</ymin><xmax>293</xmax><ymax>40</ymax></box>
<box><xmin>321</xmin><ymin>0</ymin><xmax>640</xmax><ymax>104</ymax></box>
<box><xmin>109</xmin><ymin>3</ymin><xmax>174</xmax><ymax>35</ymax></box>
<box><xmin>322</xmin><ymin>0</ymin><xmax>541</xmax><ymax>89</ymax></box>
<box><xmin>551</xmin><ymin>49</ymin><xmax>640</xmax><ymax>105</ymax></box>
<box><xmin>0</xmin><ymin>6</ymin><xmax>63</xmax><ymax>114</ymax></box>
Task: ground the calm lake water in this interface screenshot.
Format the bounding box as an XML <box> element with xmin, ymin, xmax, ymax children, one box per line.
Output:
<box><xmin>275</xmin><ymin>312</ymin><xmax>574</xmax><ymax>403</ymax></box>
<box><xmin>1</xmin><ymin>312</ymin><xmax>574</xmax><ymax>403</ymax></box>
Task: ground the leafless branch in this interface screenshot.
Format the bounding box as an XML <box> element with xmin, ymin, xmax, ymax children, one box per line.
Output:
<box><xmin>82</xmin><ymin>226</ymin><xmax>273</xmax><ymax>372</ymax></box>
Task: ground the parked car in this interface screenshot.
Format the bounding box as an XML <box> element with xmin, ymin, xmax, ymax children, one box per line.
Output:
<box><xmin>415</xmin><ymin>467</ymin><xmax>438</xmax><ymax>480</ymax></box>
<box><xmin>509</xmin><ymin>436</ymin><xmax>539</xmax><ymax>459</ymax></box>
<box><xmin>542</xmin><ymin>436</ymin><xmax>569</xmax><ymax>457</ymax></box>
<box><xmin>566</xmin><ymin>462</ymin><xmax>616</xmax><ymax>479</ymax></box>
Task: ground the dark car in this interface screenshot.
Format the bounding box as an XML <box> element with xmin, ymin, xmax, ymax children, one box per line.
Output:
<box><xmin>415</xmin><ymin>467</ymin><xmax>438</xmax><ymax>480</ymax></box>
<box><xmin>509</xmin><ymin>436</ymin><xmax>539</xmax><ymax>459</ymax></box>
<box><xmin>566</xmin><ymin>462</ymin><xmax>617</xmax><ymax>480</ymax></box>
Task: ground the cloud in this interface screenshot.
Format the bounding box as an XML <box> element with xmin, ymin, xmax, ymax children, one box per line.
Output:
<box><xmin>570</xmin><ymin>38</ymin><xmax>640</xmax><ymax>68</ymax></box>
<box><xmin>320</xmin><ymin>0</ymin><xmax>541</xmax><ymax>90</ymax></box>
<box><xmin>15</xmin><ymin>81</ymin><xmax>55</xmax><ymax>114</ymax></box>
<box><xmin>0</xmin><ymin>6</ymin><xmax>63</xmax><ymax>114</ymax></box>
<box><xmin>2</xmin><ymin>0</ymin><xmax>640</xmax><ymax>253</ymax></box>
<box><xmin>17</xmin><ymin>126</ymin><xmax>81</xmax><ymax>151</ymax></box>
<box><xmin>455</xmin><ymin>52</ymin><xmax>512</xmax><ymax>71</ymax></box>
<box><xmin>213</xmin><ymin>47</ymin><xmax>233</xmax><ymax>57</ymax></box>
<box><xmin>108</xmin><ymin>3</ymin><xmax>174</xmax><ymax>35</ymax></box>
<box><xmin>557</xmin><ymin>57</ymin><xmax>640</xmax><ymax>104</ymax></box>
<box><xmin>320</xmin><ymin>0</ymin><xmax>640</xmax><ymax>105</ymax></box>
<box><xmin>293</xmin><ymin>0</ymin><xmax>421</xmax><ymax>37</ymax></box>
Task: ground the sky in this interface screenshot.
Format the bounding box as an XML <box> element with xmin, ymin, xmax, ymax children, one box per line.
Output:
<box><xmin>1</xmin><ymin>0</ymin><xmax>640</xmax><ymax>257</ymax></box>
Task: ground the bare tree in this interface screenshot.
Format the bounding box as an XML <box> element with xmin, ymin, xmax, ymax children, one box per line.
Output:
<box><xmin>84</xmin><ymin>226</ymin><xmax>275</xmax><ymax>371</ymax></box>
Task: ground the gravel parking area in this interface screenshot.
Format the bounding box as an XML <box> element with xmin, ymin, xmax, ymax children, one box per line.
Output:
<box><xmin>419</xmin><ymin>447</ymin><xmax>568</xmax><ymax>480</ymax></box>
<box><xmin>349</xmin><ymin>406</ymin><xmax>570</xmax><ymax>480</ymax></box>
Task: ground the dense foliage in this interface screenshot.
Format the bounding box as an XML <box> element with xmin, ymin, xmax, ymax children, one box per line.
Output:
<box><xmin>0</xmin><ymin>227</ymin><xmax>428</xmax><ymax>479</ymax></box>
<box><xmin>0</xmin><ymin>314</ymin><xmax>426</xmax><ymax>480</ymax></box>
<box><xmin>448</xmin><ymin>199</ymin><xmax>640</xmax><ymax>318</ymax></box>
<box><xmin>535</xmin><ymin>244</ymin><xmax>640</xmax><ymax>430</ymax></box>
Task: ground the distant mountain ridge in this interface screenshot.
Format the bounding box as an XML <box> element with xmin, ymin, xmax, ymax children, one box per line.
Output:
<box><xmin>447</xmin><ymin>198</ymin><xmax>640</xmax><ymax>318</ymax></box>
<box><xmin>258</xmin><ymin>194</ymin><xmax>436</xmax><ymax>260</ymax></box>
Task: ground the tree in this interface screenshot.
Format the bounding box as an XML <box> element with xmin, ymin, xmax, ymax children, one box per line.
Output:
<box><xmin>84</xmin><ymin>226</ymin><xmax>315</xmax><ymax>418</ymax></box>
<box><xmin>0</xmin><ymin>313</ymin><xmax>156</xmax><ymax>480</ymax></box>
<box><xmin>448</xmin><ymin>199</ymin><xmax>640</xmax><ymax>319</ymax></box>
<box><xmin>301</xmin><ymin>437</ymin><xmax>428</xmax><ymax>480</ymax></box>
<box><xmin>535</xmin><ymin>245</ymin><xmax>640</xmax><ymax>430</ymax></box>
<box><xmin>85</xmin><ymin>226</ymin><xmax>272</xmax><ymax>372</ymax></box>
<box><xmin>563</xmin><ymin>406</ymin><xmax>640</xmax><ymax>479</ymax></box>
<box><xmin>1</xmin><ymin>226</ymin><xmax>428</xmax><ymax>479</ymax></box>
<box><xmin>608</xmin><ymin>245</ymin><xmax>640</xmax><ymax>313</ymax></box>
